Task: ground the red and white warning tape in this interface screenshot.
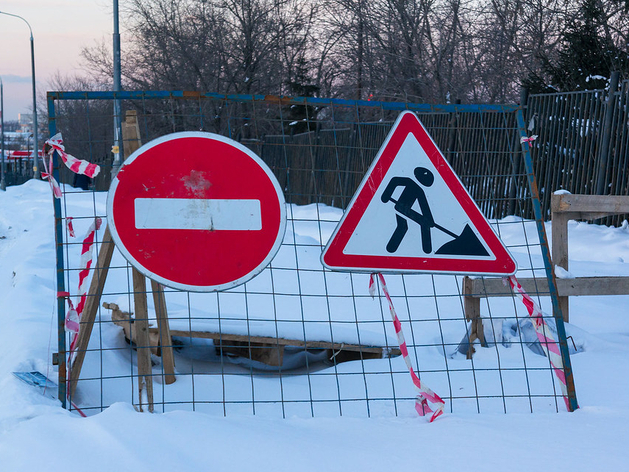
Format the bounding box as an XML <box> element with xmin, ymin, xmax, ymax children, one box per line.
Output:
<box><xmin>520</xmin><ymin>134</ymin><xmax>538</xmax><ymax>145</ymax></box>
<box><xmin>41</xmin><ymin>132</ymin><xmax>100</xmax><ymax>416</ymax></box>
<box><xmin>61</xmin><ymin>217</ymin><xmax>102</xmax><ymax>361</ymax></box>
<box><xmin>505</xmin><ymin>275</ymin><xmax>575</xmax><ymax>410</ymax></box>
<box><xmin>74</xmin><ymin>217</ymin><xmax>102</xmax><ymax>323</ymax></box>
<box><xmin>45</xmin><ymin>133</ymin><xmax>101</xmax><ymax>178</ymax></box>
<box><xmin>41</xmin><ymin>145</ymin><xmax>63</xmax><ymax>199</ymax></box>
<box><xmin>41</xmin><ymin>133</ymin><xmax>101</xmax><ymax>199</ymax></box>
<box><xmin>369</xmin><ymin>273</ymin><xmax>445</xmax><ymax>422</ymax></box>
<box><xmin>54</xmin><ymin>291</ymin><xmax>89</xmax><ymax>417</ymax></box>
<box><xmin>66</xmin><ymin>217</ymin><xmax>75</xmax><ymax>238</ymax></box>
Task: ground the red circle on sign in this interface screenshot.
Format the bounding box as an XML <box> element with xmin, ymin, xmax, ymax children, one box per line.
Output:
<box><xmin>107</xmin><ymin>132</ymin><xmax>286</xmax><ymax>291</ymax></box>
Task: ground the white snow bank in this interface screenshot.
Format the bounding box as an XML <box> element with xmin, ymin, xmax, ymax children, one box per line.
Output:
<box><xmin>1</xmin><ymin>180</ymin><xmax>628</xmax><ymax>471</ymax></box>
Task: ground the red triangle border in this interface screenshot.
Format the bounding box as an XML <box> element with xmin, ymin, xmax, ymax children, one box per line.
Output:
<box><xmin>321</xmin><ymin>111</ymin><xmax>517</xmax><ymax>276</ymax></box>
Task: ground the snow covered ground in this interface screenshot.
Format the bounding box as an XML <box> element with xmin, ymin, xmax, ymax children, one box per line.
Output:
<box><xmin>1</xmin><ymin>180</ymin><xmax>628</xmax><ymax>471</ymax></box>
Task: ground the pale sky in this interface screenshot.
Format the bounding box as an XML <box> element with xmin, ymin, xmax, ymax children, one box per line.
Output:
<box><xmin>0</xmin><ymin>0</ymin><xmax>114</xmax><ymax>121</ymax></box>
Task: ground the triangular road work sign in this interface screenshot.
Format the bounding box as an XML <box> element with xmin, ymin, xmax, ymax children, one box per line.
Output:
<box><xmin>321</xmin><ymin>111</ymin><xmax>517</xmax><ymax>276</ymax></box>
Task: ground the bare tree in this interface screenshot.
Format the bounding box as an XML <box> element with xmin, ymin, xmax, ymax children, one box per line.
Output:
<box><xmin>75</xmin><ymin>0</ymin><xmax>627</xmax><ymax>105</ymax></box>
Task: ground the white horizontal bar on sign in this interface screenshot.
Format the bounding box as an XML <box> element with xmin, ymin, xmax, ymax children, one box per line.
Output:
<box><xmin>134</xmin><ymin>198</ymin><xmax>262</xmax><ymax>231</ymax></box>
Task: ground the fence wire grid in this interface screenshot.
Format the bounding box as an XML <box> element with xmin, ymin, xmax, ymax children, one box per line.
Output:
<box><xmin>49</xmin><ymin>91</ymin><xmax>577</xmax><ymax>418</ymax></box>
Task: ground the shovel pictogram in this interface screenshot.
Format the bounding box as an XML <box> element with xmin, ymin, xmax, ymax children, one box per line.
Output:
<box><xmin>433</xmin><ymin>223</ymin><xmax>489</xmax><ymax>256</ymax></box>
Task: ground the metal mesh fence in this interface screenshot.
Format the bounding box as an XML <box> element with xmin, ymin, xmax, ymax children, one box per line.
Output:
<box><xmin>49</xmin><ymin>91</ymin><xmax>576</xmax><ymax>417</ymax></box>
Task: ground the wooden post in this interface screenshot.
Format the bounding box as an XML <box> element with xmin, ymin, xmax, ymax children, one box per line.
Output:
<box><xmin>151</xmin><ymin>280</ymin><xmax>176</xmax><ymax>384</ymax></box>
<box><xmin>462</xmin><ymin>196</ymin><xmax>629</xmax><ymax>365</ymax></box>
<box><xmin>69</xmin><ymin>109</ymin><xmax>176</xmax><ymax>402</ymax></box>
<box><xmin>122</xmin><ymin>110</ymin><xmax>142</xmax><ymax>157</ymax></box>
<box><xmin>132</xmin><ymin>268</ymin><xmax>154</xmax><ymax>412</ymax></box>
<box><xmin>550</xmin><ymin>194</ymin><xmax>629</xmax><ymax>322</ymax></box>
<box><xmin>124</xmin><ymin>109</ymin><xmax>176</xmax><ymax>385</ymax></box>
<box><xmin>69</xmin><ymin>226</ymin><xmax>115</xmax><ymax>396</ymax></box>
<box><xmin>463</xmin><ymin>276</ymin><xmax>485</xmax><ymax>359</ymax></box>
<box><xmin>551</xmin><ymin>210</ymin><xmax>570</xmax><ymax>322</ymax></box>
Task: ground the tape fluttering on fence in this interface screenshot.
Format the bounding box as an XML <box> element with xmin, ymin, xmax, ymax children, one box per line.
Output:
<box><xmin>62</xmin><ymin>218</ymin><xmax>102</xmax><ymax>362</ymax></box>
<box><xmin>369</xmin><ymin>273</ymin><xmax>445</xmax><ymax>422</ymax></box>
<box><xmin>42</xmin><ymin>133</ymin><xmax>101</xmax><ymax>199</ymax></box>
<box><xmin>66</xmin><ymin>217</ymin><xmax>75</xmax><ymax>238</ymax></box>
<box><xmin>41</xmin><ymin>145</ymin><xmax>63</xmax><ymax>199</ymax></box>
<box><xmin>520</xmin><ymin>134</ymin><xmax>538</xmax><ymax>145</ymax></box>
<box><xmin>45</xmin><ymin>133</ymin><xmax>101</xmax><ymax>178</ymax></box>
<box><xmin>505</xmin><ymin>275</ymin><xmax>576</xmax><ymax>411</ymax></box>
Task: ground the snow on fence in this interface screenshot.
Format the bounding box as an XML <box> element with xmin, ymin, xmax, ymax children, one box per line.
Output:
<box><xmin>48</xmin><ymin>91</ymin><xmax>578</xmax><ymax>417</ymax></box>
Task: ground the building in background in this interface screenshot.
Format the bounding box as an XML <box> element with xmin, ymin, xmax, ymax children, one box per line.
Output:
<box><xmin>18</xmin><ymin>113</ymin><xmax>33</xmax><ymax>134</ymax></box>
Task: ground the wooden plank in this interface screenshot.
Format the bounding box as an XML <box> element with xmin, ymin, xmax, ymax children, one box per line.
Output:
<box><xmin>567</xmin><ymin>212</ymin><xmax>614</xmax><ymax>221</ymax></box>
<box><xmin>69</xmin><ymin>226</ymin><xmax>115</xmax><ymax>397</ymax></box>
<box><xmin>161</xmin><ymin>328</ymin><xmax>398</xmax><ymax>357</ymax></box>
<box><xmin>122</xmin><ymin>110</ymin><xmax>142</xmax><ymax>157</ymax></box>
<box><xmin>151</xmin><ymin>280</ymin><xmax>176</xmax><ymax>384</ymax></box>
<box><xmin>214</xmin><ymin>339</ymin><xmax>285</xmax><ymax>366</ymax></box>
<box><xmin>552</xmin><ymin>194</ymin><xmax>629</xmax><ymax>215</ymax></box>
<box><xmin>465</xmin><ymin>276</ymin><xmax>629</xmax><ymax>298</ymax></box>
<box><xmin>111</xmin><ymin>315</ymin><xmax>395</xmax><ymax>365</ymax></box>
<box><xmin>106</xmin><ymin>303</ymin><xmax>161</xmax><ymax>355</ymax></box>
<box><xmin>132</xmin><ymin>268</ymin><xmax>154</xmax><ymax>413</ymax></box>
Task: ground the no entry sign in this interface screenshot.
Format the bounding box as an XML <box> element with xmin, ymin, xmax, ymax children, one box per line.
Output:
<box><xmin>107</xmin><ymin>132</ymin><xmax>286</xmax><ymax>292</ymax></box>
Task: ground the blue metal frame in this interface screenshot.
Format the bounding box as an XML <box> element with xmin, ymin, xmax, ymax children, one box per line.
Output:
<box><xmin>47</xmin><ymin>90</ymin><xmax>519</xmax><ymax>114</ymax></box>
<box><xmin>47</xmin><ymin>90</ymin><xmax>577</xmax><ymax>413</ymax></box>
<box><xmin>47</xmin><ymin>94</ymin><xmax>67</xmax><ymax>408</ymax></box>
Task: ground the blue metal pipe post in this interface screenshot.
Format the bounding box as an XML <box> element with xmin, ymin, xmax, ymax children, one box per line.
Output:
<box><xmin>517</xmin><ymin>108</ymin><xmax>579</xmax><ymax>412</ymax></box>
<box><xmin>47</xmin><ymin>94</ymin><xmax>67</xmax><ymax>408</ymax></box>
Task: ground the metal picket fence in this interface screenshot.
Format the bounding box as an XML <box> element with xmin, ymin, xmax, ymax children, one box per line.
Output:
<box><xmin>48</xmin><ymin>91</ymin><xmax>577</xmax><ymax>418</ymax></box>
<box><xmin>525</xmin><ymin>76</ymin><xmax>629</xmax><ymax>223</ymax></box>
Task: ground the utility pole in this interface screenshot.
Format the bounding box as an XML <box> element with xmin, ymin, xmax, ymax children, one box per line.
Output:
<box><xmin>112</xmin><ymin>0</ymin><xmax>123</xmax><ymax>177</ymax></box>
<box><xmin>1</xmin><ymin>77</ymin><xmax>6</xmax><ymax>190</ymax></box>
<box><xmin>0</xmin><ymin>11</ymin><xmax>39</xmax><ymax>179</ymax></box>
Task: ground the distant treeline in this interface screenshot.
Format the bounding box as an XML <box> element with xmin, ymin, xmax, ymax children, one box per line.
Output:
<box><xmin>61</xmin><ymin>0</ymin><xmax>628</xmax><ymax>104</ymax></box>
